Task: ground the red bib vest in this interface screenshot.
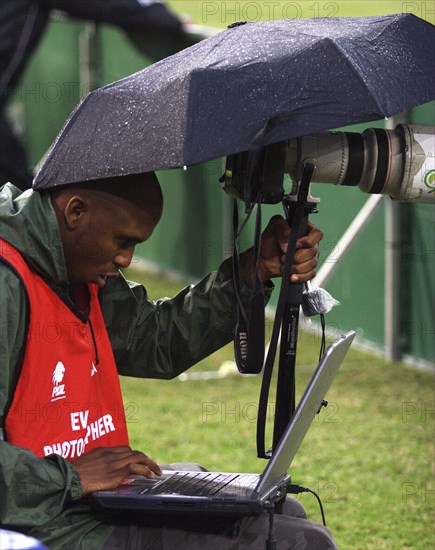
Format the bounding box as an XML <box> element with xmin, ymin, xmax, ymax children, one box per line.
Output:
<box><xmin>1</xmin><ymin>238</ymin><xmax>129</xmax><ymax>459</ymax></box>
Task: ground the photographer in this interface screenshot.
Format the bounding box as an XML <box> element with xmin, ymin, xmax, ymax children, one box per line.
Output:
<box><xmin>0</xmin><ymin>173</ymin><xmax>336</xmax><ymax>548</ymax></box>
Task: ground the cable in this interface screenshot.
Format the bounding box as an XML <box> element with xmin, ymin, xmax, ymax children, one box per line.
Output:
<box><xmin>319</xmin><ymin>313</ymin><xmax>326</xmax><ymax>362</ymax></box>
<box><xmin>286</xmin><ymin>483</ymin><xmax>327</xmax><ymax>527</ymax></box>
<box><xmin>305</xmin><ymin>487</ymin><xmax>326</xmax><ymax>527</ymax></box>
<box><xmin>265</xmin><ymin>504</ymin><xmax>277</xmax><ymax>550</ymax></box>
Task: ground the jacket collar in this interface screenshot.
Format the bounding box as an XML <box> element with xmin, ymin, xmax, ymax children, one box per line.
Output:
<box><xmin>0</xmin><ymin>184</ymin><xmax>69</xmax><ymax>290</ymax></box>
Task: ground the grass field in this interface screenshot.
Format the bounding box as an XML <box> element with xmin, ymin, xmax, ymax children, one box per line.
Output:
<box><xmin>121</xmin><ymin>266</ymin><xmax>434</xmax><ymax>550</ymax></box>
<box><xmin>166</xmin><ymin>1</ymin><xmax>434</xmax><ymax>28</ymax></box>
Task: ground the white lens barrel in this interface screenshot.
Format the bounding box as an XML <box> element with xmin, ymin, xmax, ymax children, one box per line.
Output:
<box><xmin>286</xmin><ymin>125</ymin><xmax>435</xmax><ymax>204</ymax></box>
<box><xmin>394</xmin><ymin>124</ymin><xmax>435</xmax><ymax>203</ymax></box>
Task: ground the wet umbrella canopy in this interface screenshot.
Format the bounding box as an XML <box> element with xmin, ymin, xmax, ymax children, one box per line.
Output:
<box><xmin>33</xmin><ymin>13</ymin><xmax>435</xmax><ymax>189</ymax></box>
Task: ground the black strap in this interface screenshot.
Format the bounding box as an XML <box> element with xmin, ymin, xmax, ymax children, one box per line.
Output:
<box><xmin>256</xmin><ymin>163</ymin><xmax>314</xmax><ymax>458</ymax></box>
<box><xmin>233</xmin><ymin>195</ymin><xmax>265</xmax><ymax>374</ymax></box>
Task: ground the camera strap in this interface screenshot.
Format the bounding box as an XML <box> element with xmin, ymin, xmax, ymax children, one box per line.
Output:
<box><xmin>233</xmin><ymin>195</ymin><xmax>265</xmax><ymax>374</ymax></box>
<box><xmin>256</xmin><ymin>168</ymin><xmax>312</xmax><ymax>458</ymax></box>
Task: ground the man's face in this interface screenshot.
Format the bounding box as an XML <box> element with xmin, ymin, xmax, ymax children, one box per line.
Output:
<box><xmin>62</xmin><ymin>192</ymin><xmax>161</xmax><ymax>288</ymax></box>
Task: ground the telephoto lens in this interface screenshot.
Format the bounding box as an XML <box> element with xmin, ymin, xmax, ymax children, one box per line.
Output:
<box><xmin>286</xmin><ymin>125</ymin><xmax>435</xmax><ymax>203</ymax></box>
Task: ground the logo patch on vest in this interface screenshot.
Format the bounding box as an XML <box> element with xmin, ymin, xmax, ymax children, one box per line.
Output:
<box><xmin>51</xmin><ymin>361</ymin><xmax>66</xmax><ymax>401</ymax></box>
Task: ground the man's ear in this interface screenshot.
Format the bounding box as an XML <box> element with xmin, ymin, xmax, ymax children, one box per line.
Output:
<box><xmin>64</xmin><ymin>195</ymin><xmax>89</xmax><ymax>229</ymax></box>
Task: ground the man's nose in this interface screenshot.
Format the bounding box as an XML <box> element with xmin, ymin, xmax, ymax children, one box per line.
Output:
<box><xmin>115</xmin><ymin>249</ymin><xmax>134</xmax><ymax>269</ymax></box>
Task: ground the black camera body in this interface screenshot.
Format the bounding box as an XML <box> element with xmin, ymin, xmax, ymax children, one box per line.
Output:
<box><xmin>221</xmin><ymin>141</ymin><xmax>287</xmax><ymax>207</ymax></box>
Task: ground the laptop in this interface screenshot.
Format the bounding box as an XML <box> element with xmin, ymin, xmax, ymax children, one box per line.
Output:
<box><xmin>91</xmin><ymin>330</ymin><xmax>355</xmax><ymax>516</ymax></box>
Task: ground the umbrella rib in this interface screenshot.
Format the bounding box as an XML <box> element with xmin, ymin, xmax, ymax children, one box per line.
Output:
<box><xmin>331</xmin><ymin>39</ymin><xmax>388</xmax><ymax>115</ymax></box>
<box><xmin>33</xmin><ymin>94</ymin><xmax>94</xmax><ymax>184</ymax></box>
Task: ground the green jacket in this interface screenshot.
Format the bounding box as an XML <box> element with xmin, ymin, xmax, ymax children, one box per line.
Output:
<box><xmin>0</xmin><ymin>183</ymin><xmax>270</xmax><ymax>548</ymax></box>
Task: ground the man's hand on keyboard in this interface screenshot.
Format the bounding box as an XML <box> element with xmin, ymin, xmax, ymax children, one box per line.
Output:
<box><xmin>70</xmin><ymin>446</ymin><xmax>162</xmax><ymax>496</ymax></box>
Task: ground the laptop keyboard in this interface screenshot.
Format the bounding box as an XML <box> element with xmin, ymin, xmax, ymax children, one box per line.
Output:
<box><xmin>129</xmin><ymin>471</ymin><xmax>260</xmax><ymax>498</ymax></box>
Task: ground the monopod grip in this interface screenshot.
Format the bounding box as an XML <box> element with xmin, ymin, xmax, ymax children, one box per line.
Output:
<box><xmin>286</xmin><ymin>214</ymin><xmax>310</xmax><ymax>306</ymax></box>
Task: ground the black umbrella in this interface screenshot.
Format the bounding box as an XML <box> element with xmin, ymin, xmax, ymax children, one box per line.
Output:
<box><xmin>33</xmin><ymin>13</ymin><xmax>435</xmax><ymax>189</ymax></box>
